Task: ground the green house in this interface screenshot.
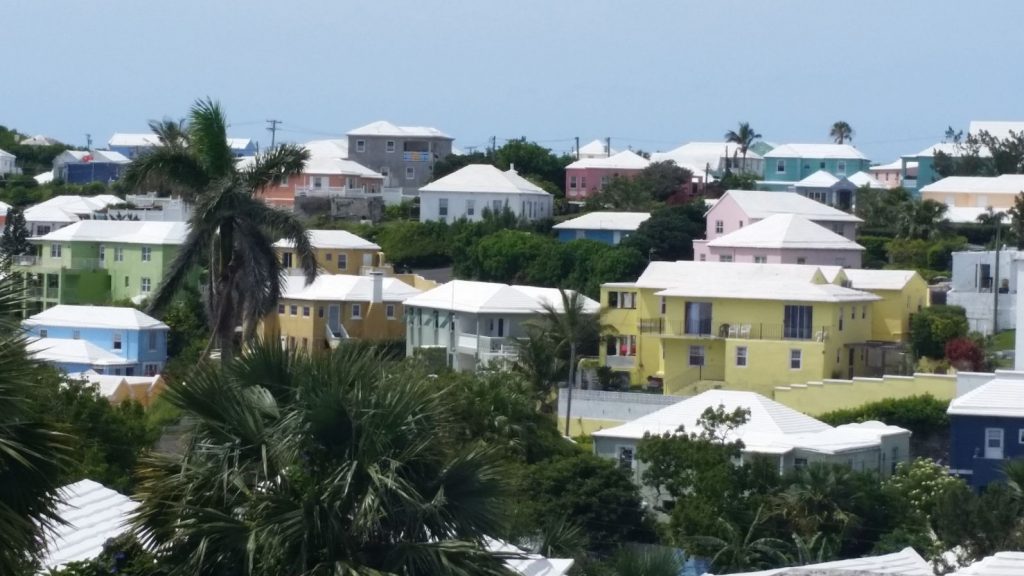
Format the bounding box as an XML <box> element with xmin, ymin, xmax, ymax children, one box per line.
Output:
<box><xmin>15</xmin><ymin>221</ymin><xmax>188</xmax><ymax>311</ymax></box>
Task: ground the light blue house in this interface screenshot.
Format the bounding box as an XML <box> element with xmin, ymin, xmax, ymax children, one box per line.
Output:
<box><xmin>760</xmin><ymin>144</ymin><xmax>871</xmax><ymax>188</ymax></box>
<box><xmin>898</xmin><ymin>142</ymin><xmax>986</xmax><ymax>195</ymax></box>
<box><xmin>23</xmin><ymin>305</ymin><xmax>169</xmax><ymax>376</ymax></box>
<box><xmin>552</xmin><ymin>212</ymin><xmax>651</xmax><ymax>245</ymax></box>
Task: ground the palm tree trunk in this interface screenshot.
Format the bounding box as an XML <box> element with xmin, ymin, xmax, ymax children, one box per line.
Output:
<box><xmin>217</xmin><ymin>221</ymin><xmax>235</xmax><ymax>368</ymax></box>
<box><xmin>564</xmin><ymin>342</ymin><xmax>577</xmax><ymax>436</ymax></box>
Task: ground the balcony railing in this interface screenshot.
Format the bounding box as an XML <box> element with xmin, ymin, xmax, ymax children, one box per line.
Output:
<box><xmin>903</xmin><ymin>179</ymin><xmax>917</xmax><ymax>189</ymax></box>
<box><xmin>13</xmin><ymin>256</ymin><xmax>103</xmax><ymax>270</ymax></box>
<box><xmin>641</xmin><ymin>318</ymin><xmax>833</xmax><ymax>342</ymax></box>
<box><xmin>605</xmin><ymin>355</ymin><xmax>636</xmax><ymax>369</ymax></box>
<box><xmin>296</xmin><ymin>186</ymin><xmax>375</xmax><ymax>198</ymax></box>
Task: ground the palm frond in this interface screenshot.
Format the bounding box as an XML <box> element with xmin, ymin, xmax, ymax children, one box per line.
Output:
<box><xmin>242</xmin><ymin>200</ymin><xmax>317</xmax><ymax>285</ymax></box>
<box><xmin>241</xmin><ymin>144</ymin><xmax>309</xmax><ymax>194</ymax></box>
<box><xmin>188</xmin><ymin>98</ymin><xmax>235</xmax><ymax>179</ymax></box>
<box><xmin>146</xmin><ymin>221</ymin><xmax>212</xmax><ymax>316</ymax></box>
<box><xmin>121</xmin><ymin>146</ymin><xmax>208</xmax><ymax>197</ymax></box>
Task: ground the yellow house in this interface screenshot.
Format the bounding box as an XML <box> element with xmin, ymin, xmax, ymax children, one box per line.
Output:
<box><xmin>261</xmin><ymin>272</ymin><xmax>421</xmax><ymax>352</ymax></box>
<box><xmin>600</xmin><ymin>262</ymin><xmax>889</xmax><ymax>397</ymax></box>
<box><xmin>274</xmin><ymin>229</ymin><xmax>391</xmax><ymax>275</ymax></box>
<box><xmin>824</xmin><ymin>268</ymin><xmax>929</xmax><ymax>342</ymax></box>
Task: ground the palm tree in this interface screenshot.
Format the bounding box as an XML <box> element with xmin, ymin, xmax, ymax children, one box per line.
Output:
<box><xmin>775</xmin><ymin>464</ymin><xmax>861</xmax><ymax>543</ymax></box>
<box><xmin>132</xmin><ymin>340</ymin><xmax>512</xmax><ymax>576</ymax></box>
<box><xmin>527</xmin><ymin>289</ymin><xmax>605</xmax><ymax>436</ymax></box>
<box><xmin>0</xmin><ymin>265</ymin><xmax>70</xmax><ymax>573</ymax></box>
<box><xmin>895</xmin><ymin>199</ymin><xmax>950</xmax><ymax>240</ymax></box>
<box><xmin>724</xmin><ymin>122</ymin><xmax>762</xmax><ymax>170</ymax></box>
<box><xmin>513</xmin><ymin>325</ymin><xmax>565</xmax><ymax>414</ymax></box>
<box><xmin>830</xmin><ymin>121</ymin><xmax>855</xmax><ymax>144</ymax></box>
<box><xmin>694</xmin><ymin>506</ymin><xmax>789</xmax><ymax>573</ymax></box>
<box><xmin>123</xmin><ymin>99</ymin><xmax>317</xmax><ymax>364</ymax></box>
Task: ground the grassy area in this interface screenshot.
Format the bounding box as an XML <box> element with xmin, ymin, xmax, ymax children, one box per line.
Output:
<box><xmin>991</xmin><ymin>330</ymin><xmax>1016</xmax><ymax>351</ymax></box>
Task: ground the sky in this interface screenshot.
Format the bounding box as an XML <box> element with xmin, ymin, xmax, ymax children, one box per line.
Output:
<box><xmin>4</xmin><ymin>1</ymin><xmax>1024</xmax><ymax>164</ymax></box>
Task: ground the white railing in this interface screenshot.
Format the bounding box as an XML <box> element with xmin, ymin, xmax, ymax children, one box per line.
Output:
<box><xmin>359</xmin><ymin>264</ymin><xmax>395</xmax><ymax>276</ymax></box>
<box><xmin>605</xmin><ymin>355</ymin><xmax>636</xmax><ymax>369</ymax></box>
<box><xmin>457</xmin><ymin>334</ymin><xmax>478</xmax><ymax>352</ymax></box>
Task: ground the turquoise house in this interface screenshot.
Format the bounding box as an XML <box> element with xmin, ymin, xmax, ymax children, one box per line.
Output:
<box><xmin>899</xmin><ymin>142</ymin><xmax>979</xmax><ymax>195</ymax></box>
<box><xmin>759</xmin><ymin>144</ymin><xmax>871</xmax><ymax>188</ymax></box>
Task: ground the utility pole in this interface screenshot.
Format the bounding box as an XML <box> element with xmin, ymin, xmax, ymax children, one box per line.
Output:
<box><xmin>605</xmin><ymin>136</ymin><xmax>611</xmax><ymax>157</ymax></box>
<box><xmin>266</xmin><ymin>119</ymin><xmax>282</xmax><ymax>148</ymax></box>
<box><xmin>993</xmin><ymin>218</ymin><xmax>1002</xmax><ymax>334</ymax></box>
<box><xmin>490</xmin><ymin>135</ymin><xmax>497</xmax><ymax>158</ymax></box>
<box><xmin>85</xmin><ymin>133</ymin><xmax>92</xmax><ymax>149</ymax></box>
<box><xmin>575</xmin><ymin>136</ymin><xmax>580</xmax><ymax>160</ymax></box>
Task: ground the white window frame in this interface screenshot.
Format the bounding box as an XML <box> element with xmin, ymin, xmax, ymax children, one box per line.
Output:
<box><xmin>351</xmin><ymin>303</ymin><xmax>362</xmax><ymax>319</ymax></box>
<box><xmin>356</xmin><ymin>139</ymin><xmax>366</xmax><ymax>153</ymax></box>
<box><xmin>439</xmin><ymin>198</ymin><xmax>449</xmax><ymax>217</ymax></box>
<box><xmin>149</xmin><ymin>331</ymin><xmax>157</xmax><ymax>351</ymax></box>
<box><xmin>386</xmin><ymin>140</ymin><xmax>396</xmax><ymax>153</ymax></box>
<box><xmin>141</xmin><ymin>277</ymin><xmax>151</xmax><ymax>293</ymax></box>
<box><xmin>50</xmin><ymin>244</ymin><xmax>62</xmax><ymax>258</ymax></box>
<box><xmin>837</xmin><ymin>160</ymin><xmax>847</xmax><ymax>176</ymax></box>
<box><xmin>754</xmin><ymin>255</ymin><xmax>767</xmax><ymax>264</ymax></box>
<box><xmin>719</xmin><ymin>255</ymin><xmax>733</xmax><ymax>262</ymax></box>
<box><xmin>99</xmin><ymin>245</ymin><xmax>105</xmax><ymax>262</ymax></box>
<box><xmin>736</xmin><ymin>346</ymin><xmax>748</xmax><ymax>367</ymax></box>
<box><xmin>688</xmin><ymin>345</ymin><xmax>705</xmax><ymax>367</ymax></box>
<box><xmin>405</xmin><ymin>166</ymin><xmax>415</xmax><ymax>180</ymax></box>
<box><xmin>114</xmin><ymin>247</ymin><xmax>124</xmax><ymax>262</ymax></box>
<box><xmin>986</xmin><ymin>428</ymin><xmax>1005</xmax><ymax>459</ymax></box>
<box><xmin>715</xmin><ymin>220</ymin><xmax>724</xmax><ymax>234</ymax></box>
<box><xmin>338</xmin><ymin>254</ymin><xmax>347</xmax><ymax>270</ymax></box>
<box><xmin>113</xmin><ymin>332</ymin><xmax>123</xmax><ymax>350</ymax></box>
<box><xmin>790</xmin><ymin>349</ymin><xmax>802</xmax><ymax>370</ymax></box>
<box><xmin>466</xmin><ymin>199</ymin><xmax>475</xmax><ymax>217</ymax></box>
<box><xmin>776</xmin><ymin>159</ymin><xmax>786</xmax><ymax>173</ymax></box>
<box><xmin>617</xmin><ymin>445</ymin><xmax>635</xmax><ymax>471</ymax></box>
<box><xmin>141</xmin><ymin>246</ymin><xmax>152</xmax><ymax>262</ymax></box>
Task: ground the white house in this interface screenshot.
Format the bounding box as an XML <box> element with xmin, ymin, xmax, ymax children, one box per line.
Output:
<box><xmin>0</xmin><ymin>148</ymin><xmax>18</xmax><ymax>175</ymax></box>
<box><xmin>650</xmin><ymin>141</ymin><xmax>764</xmax><ymax>180</ymax></box>
<box><xmin>418</xmin><ymin>164</ymin><xmax>553</xmax><ymax>223</ymax></box>
<box><xmin>576</xmin><ymin>138</ymin><xmax>617</xmax><ymax>159</ymax></box>
<box><xmin>403</xmin><ymin>280</ymin><xmax>599</xmax><ymax>371</ymax></box>
<box><xmin>23</xmin><ymin>194</ymin><xmax>124</xmax><ymax>236</ymax></box>
<box><xmin>714</xmin><ymin>546</ymin><xmax>931</xmax><ymax>576</ymax></box>
<box><xmin>947</xmin><ymin>249</ymin><xmax>1022</xmax><ymax>335</ymax></box>
<box><xmin>40</xmin><ymin>479</ymin><xmax>138</xmax><ymax>571</ymax></box>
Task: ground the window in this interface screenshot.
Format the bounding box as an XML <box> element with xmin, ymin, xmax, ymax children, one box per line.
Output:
<box><xmin>50</xmin><ymin>244</ymin><xmax>61</xmax><ymax>258</ymax></box>
<box><xmin>282</xmin><ymin>252</ymin><xmax>293</xmax><ymax>268</ymax></box>
<box><xmin>688</xmin><ymin>345</ymin><xmax>706</xmax><ymax>367</ymax></box>
<box><xmin>754</xmin><ymin>255</ymin><xmax>767</xmax><ymax>263</ymax></box>
<box><xmin>318</xmin><ymin>307</ymin><xmax>324</xmax><ymax>318</ymax></box>
<box><xmin>124</xmin><ymin>276</ymin><xmax>129</xmax><ymax>288</ymax></box>
<box><xmin>405</xmin><ymin>166</ymin><xmax>415</xmax><ymax>180</ymax></box>
<box><xmin>838</xmin><ymin>306</ymin><xmax>844</xmax><ymax>331</ymax></box>
<box><xmin>790</xmin><ymin>349</ymin><xmax>802</xmax><ymax>370</ymax></box>
<box><xmin>439</xmin><ymin>198</ymin><xmax>449</xmax><ymax>217</ymax></box>
<box><xmin>719</xmin><ymin>255</ymin><xmax>733</xmax><ymax>262</ymax></box>
<box><xmin>386</xmin><ymin>140</ymin><xmax>396</xmax><ymax>153</ymax></box>
<box><xmin>141</xmin><ymin>246</ymin><xmax>152</xmax><ymax>262</ymax></box>
<box><xmin>617</xmin><ymin>446</ymin><xmax>635</xmax><ymax>471</ymax></box>
<box><xmin>685</xmin><ymin>302</ymin><xmax>713</xmax><ymax>335</ymax></box>
<box><xmin>699</xmin><ymin>254</ymin><xmax>706</xmax><ymax>261</ymax></box>
<box><xmin>351</xmin><ymin>303</ymin><xmax>362</xmax><ymax>319</ymax></box>
<box><xmin>715</xmin><ymin>220</ymin><xmax>724</xmax><ymax>234</ymax></box>
<box><xmin>39</xmin><ymin>329</ymin><xmax>48</xmax><ymax>338</ymax></box>
<box><xmin>837</xmin><ymin>161</ymin><xmax>847</xmax><ymax>175</ymax></box>
<box><xmin>796</xmin><ymin>257</ymin><xmax>806</xmax><ymax>264</ymax></box>
<box><xmin>736</xmin><ymin>346</ymin><xmax>748</xmax><ymax>367</ymax></box>
<box><xmin>99</xmin><ymin>245</ymin><xmax>105</xmax><ymax>262</ymax></box>
<box><xmin>312</xmin><ymin>176</ymin><xmax>323</xmax><ymax>189</ymax></box>
<box><xmin>356</xmin><ymin>139</ymin><xmax>366</xmax><ymax>153</ymax></box>
<box><xmin>325</xmin><ymin>253</ymin><xmax>333</xmax><ymax>261</ymax></box>
<box><xmin>281</xmin><ymin>175</ymin><xmax>289</xmax><ymax>186</ymax></box>
<box><xmin>570</xmin><ymin>175</ymin><xmax>577</xmax><ymax>189</ymax></box>
<box><xmin>278</xmin><ymin>304</ymin><xmax>285</xmax><ymax>314</ymax></box>
<box><xmin>141</xmin><ymin>277</ymin><xmax>151</xmax><ymax>293</ymax></box>
<box><xmin>862</xmin><ymin>305</ymin><xmax>867</xmax><ymax>319</ymax></box>
<box><xmin>288</xmin><ymin>336</ymin><xmax>295</xmax><ymax>349</ymax></box>
<box><xmin>601</xmin><ymin>175</ymin><xmax>610</xmax><ymax>187</ymax></box>
<box><xmin>386</xmin><ymin>304</ymin><xmax>396</xmax><ymax>319</ymax></box>
<box><xmin>609</xmin><ymin>291</ymin><xmax>636</xmax><ymax>309</ymax></box>
<box><xmin>338</xmin><ymin>254</ymin><xmax>347</xmax><ymax>270</ymax></box>
<box><xmin>492</xmin><ymin>199</ymin><xmax>503</xmax><ymax>212</ymax></box>
<box><xmin>114</xmin><ymin>247</ymin><xmax>124</xmax><ymax>262</ymax></box>
<box><xmin>149</xmin><ymin>331</ymin><xmax>157</xmax><ymax>351</ymax></box>
<box><xmin>784</xmin><ymin>305</ymin><xmax>813</xmax><ymax>339</ymax></box>
<box><xmin>776</xmin><ymin>159</ymin><xmax>786</xmax><ymax>173</ymax></box>
<box><xmin>380</xmin><ymin>167</ymin><xmax>390</xmax><ymax>178</ymax></box>
<box><xmin>794</xmin><ymin>457</ymin><xmax>808</xmax><ymax>469</ymax></box>
<box><xmin>820</xmin><ymin>161</ymin><xmax>826</xmax><ymax>169</ymax></box>
<box><xmin>660</xmin><ymin>297</ymin><xmax>666</xmax><ymax>315</ymax></box>
<box><xmin>303</xmin><ymin>306</ymin><xmax>310</xmax><ymax>317</ymax></box>
<box><xmin>851</xmin><ymin>306</ymin><xmax>856</xmax><ymax>319</ymax></box>
<box><xmin>1018</xmin><ymin>429</ymin><xmax>1024</xmax><ymax>444</ymax></box>
<box><xmin>72</xmin><ymin>330</ymin><xmax>80</xmax><ymax>340</ymax></box>
<box><xmin>290</xmin><ymin>304</ymin><xmax>298</xmax><ymax>316</ymax></box>
<box><xmin>113</xmin><ymin>332</ymin><xmax>122</xmax><ymax>350</ymax></box>
<box><xmin>606</xmin><ymin>335</ymin><xmax>636</xmax><ymax>357</ymax></box>
<box><xmin>466</xmin><ymin>199</ymin><xmax>475</xmax><ymax>217</ymax></box>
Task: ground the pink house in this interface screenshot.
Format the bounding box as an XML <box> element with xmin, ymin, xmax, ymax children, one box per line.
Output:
<box><xmin>698</xmin><ymin>189</ymin><xmax>862</xmax><ymax>243</ymax></box>
<box><xmin>693</xmin><ymin>213</ymin><xmax>864</xmax><ymax>267</ymax></box>
<box><xmin>565</xmin><ymin>150</ymin><xmax>649</xmax><ymax>201</ymax></box>
<box><xmin>253</xmin><ymin>156</ymin><xmax>384</xmax><ymax>210</ymax></box>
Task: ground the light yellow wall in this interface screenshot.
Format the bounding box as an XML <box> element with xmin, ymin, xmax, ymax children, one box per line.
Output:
<box><xmin>921</xmin><ymin>191</ymin><xmax>1015</xmax><ymax>210</ymax></box>
<box><xmin>772</xmin><ymin>372</ymin><xmax>956</xmax><ymax>416</ymax></box>
<box><xmin>276</xmin><ymin>246</ymin><xmax>386</xmax><ymax>275</ymax></box>
<box><xmin>262</xmin><ymin>298</ymin><xmax>408</xmax><ymax>352</ymax></box>
<box><xmin>867</xmin><ymin>277</ymin><xmax>929</xmax><ymax>342</ymax></box>
<box><xmin>566</xmin><ymin>417</ymin><xmax>625</xmax><ymax>438</ymax></box>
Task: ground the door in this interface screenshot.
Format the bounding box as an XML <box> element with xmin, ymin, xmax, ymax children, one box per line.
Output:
<box><xmin>848</xmin><ymin>348</ymin><xmax>855</xmax><ymax>379</ymax></box>
<box><xmin>328</xmin><ymin>305</ymin><xmax>341</xmax><ymax>336</ymax></box>
<box><xmin>496</xmin><ymin>318</ymin><xmax>505</xmax><ymax>337</ymax></box>
<box><xmin>985</xmin><ymin>428</ymin><xmax>1004</xmax><ymax>459</ymax></box>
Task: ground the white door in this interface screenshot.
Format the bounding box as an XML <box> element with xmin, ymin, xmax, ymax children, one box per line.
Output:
<box><xmin>985</xmin><ymin>428</ymin><xmax>1004</xmax><ymax>459</ymax></box>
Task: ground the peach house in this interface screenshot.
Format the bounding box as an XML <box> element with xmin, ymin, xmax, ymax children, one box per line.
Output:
<box><xmin>249</xmin><ymin>153</ymin><xmax>384</xmax><ymax>210</ymax></box>
<box><xmin>565</xmin><ymin>150</ymin><xmax>649</xmax><ymax>201</ymax></box>
<box><xmin>694</xmin><ymin>213</ymin><xmax>865</xmax><ymax>268</ymax></box>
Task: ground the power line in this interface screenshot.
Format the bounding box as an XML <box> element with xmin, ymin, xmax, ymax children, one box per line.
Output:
<box><xmin>266</xmin><ymin>119</ymin><xmax>282</xmax><ymax>148</ymax></box>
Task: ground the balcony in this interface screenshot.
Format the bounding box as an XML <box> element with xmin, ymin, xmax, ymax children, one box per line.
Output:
<box><xmin>296</xmin><ymin>186</ymin><xmax>374</xmax><ymax>198</ymax></box>
<box><xmin>642</xmin><ymin>318</ymin><xmax>833</xmax><ymax>342</ymax></box>
<box><xmin>13</xmin><ymin>256</ymin><xmax>103</xmax><ymax>271</ymax></box>
<box><xmin>903</xmin><ymin>179</ymin><xmax>917</xmax><ymax>189</ymax></box>
<box><xmin>403</xmin><ymin>151</ymin><xmax>432</xmax><ymax>162</ymax></box>
<box><xmin>605</xmin><ymin>355</ymin><xmax>636</xmax><ymax>369</ymax></box>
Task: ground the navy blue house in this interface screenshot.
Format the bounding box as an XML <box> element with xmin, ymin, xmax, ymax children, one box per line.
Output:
<box><xmin>52</xmin><ymin>150</ymin><xmax>130</xmax><ymax>184</ymax></box>
<box><xmin>948</xmin><ymin>377</ymin><xmax>1024</xmax><ymax>489</ymax></box>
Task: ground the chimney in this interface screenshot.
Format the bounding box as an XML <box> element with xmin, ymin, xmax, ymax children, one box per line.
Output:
<box><xmin>370</xmin><ymin>271</ymin><xmax>383</xmax><ymax>304</ymax></box>
<box><xmin>509</xmin><ymin>162</ymin><xmax>516</xmax><ymax>174</ymax></box>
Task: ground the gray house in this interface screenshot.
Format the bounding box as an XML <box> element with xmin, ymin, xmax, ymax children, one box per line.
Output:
<box><xmin>346</xmin><ymin>121</ymin><xmax>454</xmax><ymax>195</ymax></box>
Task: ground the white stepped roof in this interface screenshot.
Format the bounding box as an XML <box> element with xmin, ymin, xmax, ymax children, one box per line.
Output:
<box><xmin>420</xmin><ymin>165</ymin><xmax>550</xmax><ymax>196</ymax></box>
<box><xmin>23</xmin><ymin>305</ymin><xmax>168</xmax><ymax>330</ymax></box>
<box><xmin>27</xmin><ymin>338</ymin><xmax>134</xmax><ymax>367</ymax></box>
<box><xmin>304</xmin><ymin>139</ymin><xmax>349</xmax><ymax>159</ymax></box>
<box><xmin>764</xmin><ymin>143</ymin><xmax>868</xmax><ymax>160</ymax></box>
<box><xmin>404</xmin><ymin>280</ymin><xmax>598</xmax><ymax>315</ymax></box>
<box><xmin>280</xmin><ymin>274</ymin><xmax>421</xmax><ymax>302</ymax></box>
<box><xmin>31</xmin><ymin>220</ymin><xmax>188</xmax><ymax>245</ymax></box>
<box><xmin>577</xmin><ymin>138</ymin><xmax>618</xmax><ymax>158</ymax></box>
<box><xmin>593</xmin><ymin>389</ymin><xmax>831</xmax><ymax>441</ymax></box>
<box><xmin>707</xmin><ymin>214</ymin><xmax>864</xmax><ymax>251</ymax></box>
<box><xmin>718</xmin><ymin>546</ymin><xmax>931</xmax><ymax>576</ymax></box>
<box><xmin>920</xmin><ymin>174</ymin><xmax>1024</xmax><ymax>195</ymax></box>
<box><xmin>566</xmin><ymin>150</ymin><xmax>650</xmax><ymax>170</ymax></box>
<box><xmin>487</xmin><ymin>539</ymin><xmax>574</xmax><ymax>576</ymax></box>
<box><xmin>275</xmin><ymin>229</ymin><xmax>380</xmax><ymax>251</ymax></box>
<box><xmin>108</xmin><ymin>133</ymin><xmax>161</xmax><ymax>147</ymax></box>
<box><xmin>841</xmin><ymin>268</ymin><xmax>920</xmax><ymax>291</ymax></box>
<box><xmin>25</xmin><ymin>194</ymin><xmax>123</xmax><ymax>222</ymax></box>
<box><xmin>948</xmin><ymin>377</ymin><xmax>1024</xmax><ymax>418</ymax></box>
<box><xmin>347</xmin><ymin>120</ymin><xmax>451</xmax><ymax>139</ymax></box>
<box><xmin>40</xmin><ymin>480</ymin><xmax>138</xmax><ymax>570</ymax></box>
<box><xmin>552</xmin><ymin>211</ymin><xmax>650</xmax><ymax>232</ymax></box>
<box><xmin>848</xmin><ymin>171</ymin><xmax>885</xmax><ymax>189</ymax></box>
<box><xmin>969</xmin><ymin>120</ymin><xmax>1024</xmax><ymax>140</ymax></box>
<box><xmin>956</xmin><ymin>551</ymin><xmax>1024</xmax><ymax>575</ymax></box>
<box><xmin>301</xmin><ymin>156</ymin><xmax>382</xmax><ymax>178</ymax></box>
<box><xmin>634</xmin><ymin>260</ymin><xmax>825</xmax><ymax>288</ymax></box>
<box><xmin>0</xmin><ymin>200</ymin><xmax>10</xmax><ymax>215</ymax></box>
<box><xmin>795</xmin><ymin>169</ymin><xmax>841</xmax><ymax>188</ymax></box>
<box><xmin>720</xmin><ymin>190</ymin><xmax>863</xmax><ymax>223</ymax></box>
<box><xmin>651</xmin><ymin>141</ymin><xmax>763</xmax><ymax>169</ymax></box>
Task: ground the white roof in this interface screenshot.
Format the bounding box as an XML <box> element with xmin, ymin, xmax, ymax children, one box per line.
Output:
<box><xmin>593</xmin><ymin>389</ymin><xmax>831</xmax><ymax>441</ymax></box>
<box><xmin>969</xmin><ymin>120</ymin><xmax>1024</xmax><ymax>140</ymax></box>
<box><xmin>227</xmin><ymin>137</ymin><xmax>252</xmax><ymax>150</ymax></box>
<box><xmin>634</xmin><ymin>260</ymin><xmax>823</xmax><ymax>288</ymax></box>
<box><xmin>31</xmin><ymin>220</ymin><xmax>188</xmax><ymax>245</ymax></box>
<box><xmin>40</xmin><ymin>480</ymin><xmax>138</xmax><ymax>570</ymax></box>
<box><xmin>566</xmin><ymin>150</ymin><xmax>650</xmax><ymax>170</ymax></box>
<box><xmin>908</xmin><ymin>141</ymin><xmax>992</xmax><ymax>158</ymax></box>
<box><xmin>304</xmin><ymin>139</ymin><xmax>350</xmax><ymax>159</ymax></box>
<box><xmin>301</xmin><ymin>156</ymin><xmax>382</xmax><ymax>178</ymax></box>
<box><xmin>23</xmin><ymin>305</ymin><xmax>168</xmax><ymax>330</ymax></box>
<box><xmin>841</xmin><ymin>269</ymin><xmax>920</xmax><ymax>291</ymax></box>
<box><xmin>947</xmin><ymin>377</ymin><xmax>1024</xmax><ymax>418</ymax></box>
<box><xmin>848</xmin><ymin>171</ymin><xmax>885</xmax><ymax>189</ymax></box>
<box><xmin>34</xmin><ymin>170</ymin><xmax>55</xmax><ymax>184</ymax></box>
<box><xmin>487</xmin><ymin>539</ymin><xmax>574</xmax><ymax>576</ymax></box>
<box><xmin>419</xmin><ymin>165</ymin><xmax>550</xmax><ymax>197</ymax></box>
<box><xmin>795</xmin><ymin>169</ymin><xmax>841</xmax><ymax>188</ymax></box>
<box><xmin>651</xmin><ymin>141</ymin><xmax>763</xmax><ymax>170</ymax></box>
<box><xmin>706</xmin><ymin>214</ymin><xmax>864</xmax><ymax>251</ymax></box>
<box><xmin>717</xmin><ymin>547</ymin><xmax>931</xmax><ymax>576</ymax></box>
<box><xmin>956</xmin><ymin>551</ymin><xmax>1024</xmax><ymax>575</ymax></box>
<box><xmin>870</xmin><ymin>159</ymin><xmax>915</xmax><ymax>171</ymax></box>
<box><xmin>24</xmin><ymin>194</ymin><xmax>124</xmax><ymax>222</ymax></box>
<box><xmin>0</xmin><ymin>200</ymin><xmax>10</xmax><ymax>216</ymax></box>
<box><xmin>404</xmin><ymin>280</ymin><xmax>599</xmax><ymax>315</ymax></box>
<box><xmin>275</xmin><ymin>229</ymin><xmax>380</xmax><ymax>250</ymax></box>
<box><xmin>60</xmin><ymin>150</ymin><xmax>131</xmax><ymax>164</ymax></box>
<box><xmin>280</xmin><ymin>274</ymin><xmax>421</xmax><ymax>302</ymax></box>
<box><xmin>27</xmin><ymin>338</ymin><xmax>135</xmax><ymax>367</ymax></box>
<box><xmin>347</xmin><ymin>120</ymin><xmax>451</xmax><ymax>139</ymax></box>
<box><xmin>577</xmin><ymin>138</ymin><xmax>617</xmax><ymax>158</ymax></box>
<box><xmin>552</xmin><ymin>211</ymin><xmax>651</xmax><ymax>232</ymax></box>
<box><xmin>107</xmin><ymin>133</ymin><xmax>161</xmax><ymax>147</ymax></box>
<box><xmin>721</xmin><ymin>190</ymin><xmax>863</xmax><ymax>223</ymax></box>
<box><xmin>919</xmin><ymin>174</ymin><xmax>1024</xmax><ymax>196</ymax></box>
<box><xmin>0</xmin><ymin>147</ymin><xmax>14</xmax><ymax>158</ymax></box>
<box><xmin>20</xmin><ymin>134</ymin><xmax>61</xmax><ymax>146</ymax></box>
<box><xmin>945</xmin><ymin>206</ymin><xmax>993</xmax><ymax>223</ymax></box>
<box><xmin>764</xmin><ymin>143</ymin><xmax>868</xmax><ymax>160</ymax></box>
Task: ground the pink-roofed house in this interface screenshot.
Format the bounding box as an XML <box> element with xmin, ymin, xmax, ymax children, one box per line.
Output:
<box><xmin>693</xmin><ymin>213</ymin><xmax>865</xmax><ymax>268</ymax></box>
<box><xmin>564</xmin><ymin>150</ymin><xmax>650</xmax><ymax>201</ymax></box>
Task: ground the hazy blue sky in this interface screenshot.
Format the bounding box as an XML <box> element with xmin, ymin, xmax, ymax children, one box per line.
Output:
<box><xmin>5</xmin><ymin>1</ymin><xmax>1023</xmax><ymax>163</ymax></box>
